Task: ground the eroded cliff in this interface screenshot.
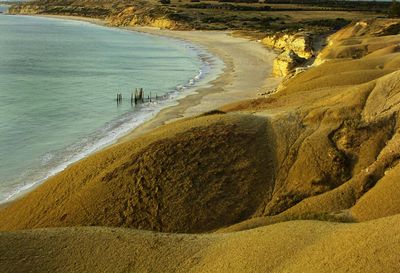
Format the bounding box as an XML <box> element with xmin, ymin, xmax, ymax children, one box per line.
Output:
<box><xmin>262</xmin><ymin>32</ymin><xmax>316</xmax><ymax>77</ymax></box>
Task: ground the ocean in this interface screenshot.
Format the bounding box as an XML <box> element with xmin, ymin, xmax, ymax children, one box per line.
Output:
<box><xmin>0</xmin><ymin>11</ymin><xmax>222</xmax><ymax>202</ymax></box>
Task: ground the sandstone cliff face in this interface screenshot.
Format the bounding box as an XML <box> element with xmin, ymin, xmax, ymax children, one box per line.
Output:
<box><xmin>262</xmin><ymin>32</ymin><xmax>315</xmax><ymax>77</ymax></box>
<box><xmin>262</xmin><ymin>32</ymin><xmax>314</xmax><ymax>59</ymax></box>
<box><xmin>272</xmin><ymin>51</ymin><xmax>306</xmax><ymax>78</ymax></box>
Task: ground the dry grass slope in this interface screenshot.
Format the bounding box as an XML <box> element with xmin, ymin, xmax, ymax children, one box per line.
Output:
<box><xmin>1</xmin><ymin>215</ymin><xmax>400</xmax><ymax>273</ymax></box>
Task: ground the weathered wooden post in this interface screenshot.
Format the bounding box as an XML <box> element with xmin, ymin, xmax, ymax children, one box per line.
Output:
<box><xmin>134</xmin><ymin>88</ymin><xmax>138</xmax><ymax>105</ymax></box>
<box><xmin>140</xmin><ymin>88</ymin><xmax>144</xmax><ymax>103</ymax></box>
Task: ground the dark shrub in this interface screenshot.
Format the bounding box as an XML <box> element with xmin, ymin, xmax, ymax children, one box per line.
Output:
<box><xmin>389</xmin><ymin>0</ymin><xmax>400</xmax><ymax>17</ymax></box>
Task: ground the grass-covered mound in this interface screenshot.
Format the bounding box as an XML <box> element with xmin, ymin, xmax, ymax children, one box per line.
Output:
<box><xmin>0</xmin><ymin>114</ymin><xmax>276</xmax><ymax>233</ymax></box>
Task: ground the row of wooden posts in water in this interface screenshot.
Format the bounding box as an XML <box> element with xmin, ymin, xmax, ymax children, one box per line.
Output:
<box><xmin>116</xmin><ymin>88</ymin><xmax>161</xmax><ymax>105</ymax></box>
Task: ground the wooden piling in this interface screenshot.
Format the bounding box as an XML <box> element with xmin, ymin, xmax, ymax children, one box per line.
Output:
<box><xmin>121</xmin><ymin>88</ymin><xmax>160</xmax><ymax>105</ymax></box>
<box><xmin>135</xmin><ymin>88</ymin><xmax>138</xmax><ymax>104</ymax></box>
<box><xmin>140</xmin><ymin>88</ymin><xmax>144</xmax><ymax>103</ymax></box>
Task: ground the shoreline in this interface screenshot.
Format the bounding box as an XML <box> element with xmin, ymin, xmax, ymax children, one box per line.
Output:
<box><xmin>32</xmin><ymin>14</ymin><xmax>280</xmax><ymax>140</ymax></box>
<box><xmin>121</xmin><ymin>27</ymin><xmax>281</xmax><ymax>140</ymax></box>
<box><xmin>1</xmin><ymin>13</ymin><xmax>280</xmax><ymax>204</ymax></box>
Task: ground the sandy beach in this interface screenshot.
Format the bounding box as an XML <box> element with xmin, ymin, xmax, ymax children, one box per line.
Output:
<box><xmin>123</xmin><ymin>27</ymin><xmax>280</xmax><ymax>139</ymax></box>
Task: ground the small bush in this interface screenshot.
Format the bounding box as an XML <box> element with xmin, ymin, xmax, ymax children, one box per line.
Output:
<box><xmin>306</xmin><ymin>18</ymin><xmax>350</xmax><ymax>30</ymax></box>
<box><xmin>199</xmin><ymin>110</ymin><xmax>226</xmax><ymax>117</ymax></box>
<box><xmin>389</xmin><ymin>0</ymin><xmax>400</xmax><ymax>17</ymax></box>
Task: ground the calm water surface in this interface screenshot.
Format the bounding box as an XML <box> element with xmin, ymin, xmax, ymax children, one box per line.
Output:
<box><xmin>0</xmin><ymin>11</ymin><xmax>220</xmax><ymax>201</ymax></box>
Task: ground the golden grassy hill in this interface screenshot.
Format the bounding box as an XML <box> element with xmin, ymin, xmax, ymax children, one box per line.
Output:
<box><xmin>221</xmin><ymin>19</ymin><xmax>400</xmax><ymax>224</ymax></box>
<box><xmin>1</xmin><ymin>214</ymin><xmax>400</xmax><ymax>273</ymax></box>
<box><xmin>1</xmin><ymin>18</ymin><xmax>400</xmax><ymax>272</ymax></box>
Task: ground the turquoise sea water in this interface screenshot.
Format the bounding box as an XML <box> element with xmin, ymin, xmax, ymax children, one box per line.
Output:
<box><xmin>0</xmin><ymin>11</ymin><xmax>221</xmax><ymax>202</ymax></box>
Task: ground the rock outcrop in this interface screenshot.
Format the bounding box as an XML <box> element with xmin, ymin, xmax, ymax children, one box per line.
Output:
<box><xmin>262</xmin><ymin>32</ymin><xmax>315</xmax><ymax>77</ymax></box>
<box><xmin>272</xmin><ymin>50</ymin><xmax>307</xmax><ymax>78</ymax></box>
<box><xmin>262</xmin><ymin>32</ymin><xmax>314</xmax><ymax>59</ymax></box>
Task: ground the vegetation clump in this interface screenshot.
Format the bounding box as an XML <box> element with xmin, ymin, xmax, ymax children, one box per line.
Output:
<box><xmin>389</xmin><ymin>0</ymin><xmax>400</xmax><ymax>18</ymax></box>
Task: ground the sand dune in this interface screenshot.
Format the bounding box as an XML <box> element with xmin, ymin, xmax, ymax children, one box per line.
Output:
<box><xmin>1</xmin><ymin>18</ymin><xmax>400</xmax><ymax>272</ymax></box>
